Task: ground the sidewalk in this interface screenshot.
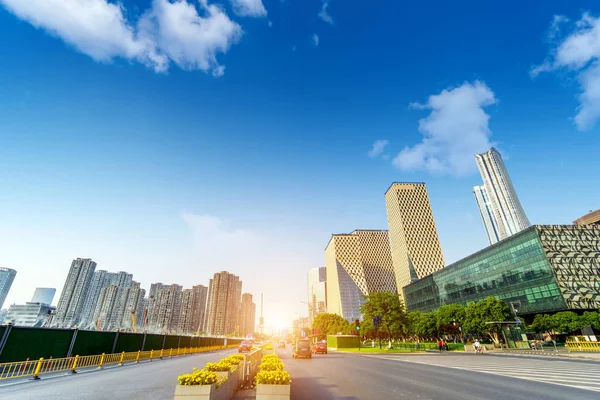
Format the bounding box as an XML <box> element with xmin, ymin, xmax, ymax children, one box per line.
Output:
<box><xmin>495</xmin><ymin>349</ymin><xmax>600</xmax><ymax>361</ymax></box>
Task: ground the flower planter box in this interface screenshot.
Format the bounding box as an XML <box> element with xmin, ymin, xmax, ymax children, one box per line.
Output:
<box><xmin>174</xmin><ymin>384</ymin><xmax>215</xmax><ymax>399</ymax></box>
<box><xmin>256</xmin><ymin>383</ymin><xmax>291</xmax><ymax>400</ymax></box>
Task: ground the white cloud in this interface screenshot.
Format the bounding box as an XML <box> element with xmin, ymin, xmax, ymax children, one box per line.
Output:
<box><xmin>318</xmin><ymin>1</ymin><xmax>333</xmax><ymax>25</ymax></box>
<box><xmin>230</xmin><ymin>0</ymin><xmax>267</xmax><ymax>18</ymax></box>
<box><xmin>0</xmin><ymin>0</ymin><xmax>243</xmax><ymax>76</ymax></box>
<box><xmin>367</xmin><ymin>139</ymin><xmax>389</xmax><ymax>158</ymax></box>
<box><xmin>532</xmin><ymin>12</ymin><xmax>600</xmax><ymax>130</ymax></box>
<box><xmin>393</xmin><ymin>81</ymin><xmax>497</xmax><ymax>176</ymax></box>
<box><xmin>312</xmin><ymin>33</ymin><xmax>319</xmax><ymax>47</ymax></box>
<box><xmin>212</xmin><ymin>65</ymin><xmax>226</xmax><ymax>77</ymax></box>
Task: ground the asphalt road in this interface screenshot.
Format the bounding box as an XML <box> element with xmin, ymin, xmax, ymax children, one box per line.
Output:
<box><xmin>0</xmin><ymin>348</ymin><xmax>237</xmax><ymax>400</ymax></box>
<box><xmin>277</xmin><ymin>347</ymin><xmax>600</xmax><ymax>400</ymax></box>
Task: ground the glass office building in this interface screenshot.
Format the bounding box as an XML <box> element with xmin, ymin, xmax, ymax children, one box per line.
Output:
<box><xmin>404</xmin><ymin>225</ymin><xmax>600</xmax><ymax>315</ymax></box>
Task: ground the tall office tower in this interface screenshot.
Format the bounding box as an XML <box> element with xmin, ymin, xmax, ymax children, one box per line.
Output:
<box><xmin>307</xmin><ymin>267</ymin><xmax>327</xmax><ymax>325</ymax></box>
<box><xmin>385</xmin><ymin>183</ymin><xmax>445</xmax><ymax>302</ymax></box>
<box><xmin>325</xmin><ymin>230</ymin><xmax>398</xmax><ymax>322</ymax></box>
<box><xmin>114</xmin><ymin>283</ymin><xmax>146</xmax><ymax>331</ymax></box>
<box><xmin>474</xmin><ymin>148</ymin><xmax>530</xmax><ymax>242</ymax></box>
<box><xmin>93</xmin><ymin>285</ymin><xmax>121</xmax><ymax>331</ymax></box>
<box><xmin>0</xmin><ymin>268</ymin><xmax>17</xmax><ymax>309</ymax></box>
<box><xmin>31</xmin><ymin>288</ymin><xmax>56</xmax><ymax>305</ymax></box>
<box><xmin>473</xmin><ymin>185</ymin><xmax>501</xmax><ymax>244</ymax></box>
<box><xmin>239</xmin><ymin>293</ymin><xmax>256</xmax><ymax>336</ymax></box>
<box><xmin>54</xmin><ymin>258</ymin><xmax>97</xmax><ymax>328</ymax></box>
<box><xmin>148</xmin><ymin>284</ymin><xmax>183</xmax><ymax>333</ymax></box>
<box><xmin>206</xmin><ymin>271</ymin><xmax>242</xmax><ymax>336</ymax></box>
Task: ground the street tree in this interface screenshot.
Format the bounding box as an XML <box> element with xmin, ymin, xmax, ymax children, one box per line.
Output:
<box><xmin>408</xmin><ymin>311</ymin><xmax>437</xmax><ymax>339</ymax></box>
<box><xmin>360</xmin><ymin>292</ymin><xmax>407</xmax><ymax>346</ymax></box>
<box><xmin>463</xmin><ymin>297</ymin><xmax>511</xmax><ymax>345</ymax></box>
<box><xmin>436</xmin><ymin>304</ymin><xmax>466</xmax><ymax>339</ymax></box>
<box><xmin>551</xmin><ymin>311</ymin><xmax>582</xmax><ymax>334</ymax></box>
<box><xmin>312</xmin><ymin>313</ymin><xmax>350</xmax><ymax>336</ymax></box>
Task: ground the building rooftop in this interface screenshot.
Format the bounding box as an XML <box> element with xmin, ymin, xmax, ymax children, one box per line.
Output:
<box><xmin>384</xmin><ymin>182</ymin><xmax>426</xmax><ymax>194</ymax></box>
<box><xmin>574</xmin><ymin>209</ymin><xmax>600</xmax><ymax>225</ymax></box>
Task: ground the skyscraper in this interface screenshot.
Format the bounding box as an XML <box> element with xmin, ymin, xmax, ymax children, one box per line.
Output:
<box><xmin>239</xmin><ymin>293</ymin><xmax>256</xmax><ymax>336</ymax></box>
<box><xmin>325</xmin><ymin>230</ymin><xmax>398</xmax><ymax>322</ymax></box>
<box><xmin>92</xmin><ymin>285</ymin><xmax>121</xmax><ymax>331</ymax></box>
<box><xmin>53</xmin><ymin>258</ymin><xmax>97</xmax><ymax>328</ymax></box>
<box><xmin>0</xmin><ymin>268</ymin><xmax>17</xmax><ymax>309</ymax></box>
<box><xmin>80</xmin><ymin>270</ymin><xmax>134</xmax><ymax>328</ymax></box>
<box><xmin>205</xmin><ymin>271</ymin><xmax>242</xmax><ymax>336</ymax></box>
<box><xmin>307</xmin><ymin>267</ymin><xmax>326</xmax><ymax>325</ymax></box>
<box><xmin>474</xmin><ymin>148</ymin><xmax>530</xmax><ymax>243</ymax></box>
<box><xmin>148</xmin><ymin>284</ymin><xmax>183</xmax><ymax>333</ymax></box>
<box><xmin>115</xmin><ymin>283</ymin><xmax>146</xmax><ymax>331</ymax></box>
<box><xmin>385</xmin><ymin>183</ymin><xmax>445</xmax><ymax>302</ymax></box>
<box><xmin>473</xmin><ymin>185</ymin><xmax>500</xmax><ymax>244</ymax></box>
<box><xmin>31</xmin><ymin>288</ymin><xmax>56</xmax><ymax>305</ymax></box>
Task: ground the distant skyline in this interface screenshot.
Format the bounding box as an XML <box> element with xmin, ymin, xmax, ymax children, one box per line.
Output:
<box><xmin>1</xmin><ymin>1</ymin><xmax>600</xmax><ymax>326</ymax></box>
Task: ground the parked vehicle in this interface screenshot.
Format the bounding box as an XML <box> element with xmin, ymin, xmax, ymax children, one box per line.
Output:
<box><xmin>278</xmin><ymin>340</ymin><xmax>286</xmax><ymax>348</ymax></box>
<box><xmin>292</xmin><ymin>339</ymin><xmax>312</xmax><ymax>359</ymax></box>
<box><xmin>312</xmin><ymin>341</ymin><xmax>327</xmax><ymax>354</ymax></box>
<box><xmin>238</xmin><ymin>341</ymin><xmax>252</xmax><ymax>353</ymax></box>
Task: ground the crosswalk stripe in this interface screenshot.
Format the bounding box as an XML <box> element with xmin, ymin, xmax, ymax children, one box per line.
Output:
<box><xmin>371</xmin><ymin>355</ymin><xmax>600</xmax><ymax>392</ymax></box>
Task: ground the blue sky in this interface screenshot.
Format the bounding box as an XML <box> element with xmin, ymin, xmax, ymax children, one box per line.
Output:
<box><xmin>1</xmin><ymin>0</ymin><xmax>599</xmax><ymax>328</ymax></box>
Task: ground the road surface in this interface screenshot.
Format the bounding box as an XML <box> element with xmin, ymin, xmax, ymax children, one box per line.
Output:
<box><xmin>0</xmin><ymin>348</ymin><xmax>237</xmax><ymax>400</ymax></box>
<box><xmin>278</xmin><ymin>347</ymin><xmax>600</xmax><ymax>400</ymax></box>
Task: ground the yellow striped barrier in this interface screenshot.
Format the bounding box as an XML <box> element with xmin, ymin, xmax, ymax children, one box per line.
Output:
<box><xmin>566</xmin><ymin>340</ymin><xmax>600</xmax><ymax>352</ymax></box>
<box><xmin>0</xmin><ymin>344</ymin><xmax>232</xmax><ymax>381</ymax></box>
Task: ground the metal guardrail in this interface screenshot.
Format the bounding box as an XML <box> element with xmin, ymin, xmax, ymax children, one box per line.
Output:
<box><xmin>0</xmin><ymin>344</ymin><xmax>236</xmax><ymax>381</ymax></box>
<box><xmin>566</xmin><ymin>340</ymin><xmax>600</xmax><ymax>352</ymax></box>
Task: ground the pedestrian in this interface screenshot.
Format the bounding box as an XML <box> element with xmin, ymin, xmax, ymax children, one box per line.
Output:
<box><xmin>442</xmin><ymin>339</ymin><xmax>448</xmax><ymax>351</ymax></box>
<box><xmin>437</xmin><ymin>339</ymin><xmax>443</xmax><ymax>352</ymax></box>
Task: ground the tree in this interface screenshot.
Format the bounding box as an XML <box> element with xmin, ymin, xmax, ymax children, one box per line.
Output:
<box><xmin>312</xmin><ymin>313</ymin><xmax>350</xmax><ymax>336</ymax></box>
<box><xmin>436</xmin><ymin>304</ymin><xmax>466</xmax><ymax>339</ymax></box>
<box><xmin>581</xmin><ymin>311</ymin><xmax>600</xmax><ymax>331</ymax></box>
<box><xmin>408</xmin><ymin>311</ymin><xmax>438</xmax><ymax>339</ymax></box>
<box><xmin>360</xmin><ymin>292</ymin><xmax>407</xmax><ymax>346</ymax></box>
<box><xmin>463</xmin><ymin>297</ymin><xmax>511</xmax><ymax>344</ymax></box>
<box><xmin>530</xmin><ymin>314</ymin><xmax>554</xmax><ymax>334</ymax></box>
<box><xmin>551</xmin><ymin>311</ymin><xmax>582</xmax><ymax>334</ymax></box>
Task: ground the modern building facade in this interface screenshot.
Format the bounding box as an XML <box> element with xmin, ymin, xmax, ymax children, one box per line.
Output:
<box><xmin>0</xmin><ymin>268</ymin><xmax>17</xmax><ymax>309</ymax></box>
<box><xmin>574</xmin><ymin>209</ymin><xmax>600</xmax><ymax>226</ymax></box>
<box><xmin>53</xmin><ymin>258</ymin><xmax>97</xmax><ymax>328</ymax></box>
<box><xmin>31</xmin><ymin>288</ymin><xmax>56</xmax><ymax>305</ymax></box>
<box><xmin>385</xmin><ymin>183</ymin><xmax>445</xmax><ymax>302</ymax></box>
<box><xmin>473</xmin><ymin>185</ymin><xmax>500</xmax><ymax>244</ymax></box>
<box><xmin>307</xmin><ymin>267</ymin><xmax>327</xmax><ymax>324</ymax></box>
<box><xmin>5</xmin><ymin>302</ymin><xmax>55</xmax><ymax>327</ymax></box>
<box><xmin>205</xmin><ymin>272</ymin><xmax>242</xmax><ymax>336</ymax></box>
<box><xmin>326</xmin><ymin>230</ymin><xmax>398</xmax><ymax>322</ymax></box>
<box><xmin>474</xmin><ymin>148</ymin><xmax>530</xmax><ymax>244</ymax></box>
<box><xmin>239</xmin><ymin>293</ymin><xmax>256</xmax><ymax>336</ymax></box>
<box><xmin>404</xmin><ymin>225</ymin><xmax>600</xmax><ymax>314</ymax></box>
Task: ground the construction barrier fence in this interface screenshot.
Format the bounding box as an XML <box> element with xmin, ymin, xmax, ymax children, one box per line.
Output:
<box><xmin>0</xmin><ymin>344</ymin><xmax>237</xmax><ymax>382</ymax></box>
<box><xmin>566</xmin><ymin>340</ymin><xmax>600</xmax><ymax>352</ymax></box>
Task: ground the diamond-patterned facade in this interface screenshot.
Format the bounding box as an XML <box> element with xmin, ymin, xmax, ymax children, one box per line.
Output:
<box><xmin>326</xmin><ymin>230</ymin><xmax>397</xmax><ymax>322</ymax></box>
<box><xmin>385</xmin><ymin>182</ymin><xmax>445</xmax><ymax>302</ymax></box>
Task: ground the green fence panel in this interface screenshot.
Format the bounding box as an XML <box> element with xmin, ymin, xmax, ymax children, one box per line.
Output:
<box><xmin>179</xmin><ymin>336</ymin><xmax>192</xmax><ymax>348</ymax></box>
<box><xmin>114</xmin><ymin>332</ymin><xmax>144</xmax><ymax>353</ymax></box>
<box><xmin>191</xmin><ymin>337</ymin><xmax>199</xmax><ymax>347</ymax></box>
<box><xmin>0</xmin><ymin>327</ymin><xmax>73</xmax><ymax>363</ymax></box>
<box><xmin>71</xmin><ymin>330</ymin><xmax>115</xmax><ymax>356</ymax></box>
<box><xmin>164</xmin><ymin>335</ymin><xmax>179</xmax><ymax>349</ymax></box>
<box><xmin>143</xmin><ymin>334</ymin><xmax>164</xmax><ymax>351</ymax></box>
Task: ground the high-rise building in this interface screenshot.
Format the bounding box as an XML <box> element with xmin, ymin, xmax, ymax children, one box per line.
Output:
<box><xmin>177</xmin><ymin>285</ymin><xmax>209</xmax><ymax>334</ymax></box>
<box><xmin>574</xmin><ymin>209</ymin><xmax>600</xmax><ymax>226</ymax></box>
<box><xmin>92</xmin><ymin>285</ymin><xmax>122</xmax><ymax>331</ymax></box>
<box><xmin>114</xmin><ymin>283</ymin><xmax>146</xmax><ymax>332</ymax></box>
<box><xmin>473</xmin><ymin>185</ymin><xmax>500</xmax><ymax>244</ymax></box>
<box><xmin>474</xmin><ymin>148</ymin><xmax>530</xmax><ymax>242</ymax></box>
<box><xmin>206</xmin><ymin>272</ymin><xmax>242</xmax><ymax>336</ymax></box>
<box><xmin>239</xmin><ymin>293</ymin><xmax>256</xmax><ymax>336</ymax></box>
<box><xmin>79</xmin><ymin>270</ymin><xmax>134</xmax><ymax>328</ymax></box>
<box><xmin>31</xmin><ymin>288</ymin><xmax>56</xmax><ymax>305</ymax></box>
<box><xmin>325</xmin><ymin>230</ymin><xmax>398</xmax><ymax>322</ymax></box>
<box><xmin>54</xmin><ymin>258</ymin><xmax>97</xmax><ymax>328</ymax></box>
<box><xmin>0</xmin><ymin>268</ymin><xmax>17</xmax><ymax>309</ymax></box>
<box><xmin>5</xmin><ymin>302</ymin><xmax>55</xmax><ymax>327</ymax></box>
<box><xmin>385</xmin><ymin>183</ymin><xmax>445</xmax><ymax>302</ymax></box>
<box><xmin>307</xmin><ymin>267</ymin><xmax>326</xmax><ymax>324</ymax></box>
<box><xmin>148</xmin><ymin>284</ymin><xmax>183</xmax><ymax>333</ymax></box>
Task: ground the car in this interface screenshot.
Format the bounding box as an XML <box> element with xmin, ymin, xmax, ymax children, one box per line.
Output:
<box><xmin>292</xmin><ymin>339</ymin><xmax>312</xmax><ymax>359</ymax></box>
<box><xmin>312</xmin><ymin>341</ymin><xmax>327</xmax><ymax>354</ymax></box>
<box><xmin>238</xmin><ymin>341</ymin><xmax>252</xmax><ymax>353</ymax></box>
<box><xmin>278</xmin><ymin>340</ymin><xmax>286</xmax><ymax>348</ymax></box>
